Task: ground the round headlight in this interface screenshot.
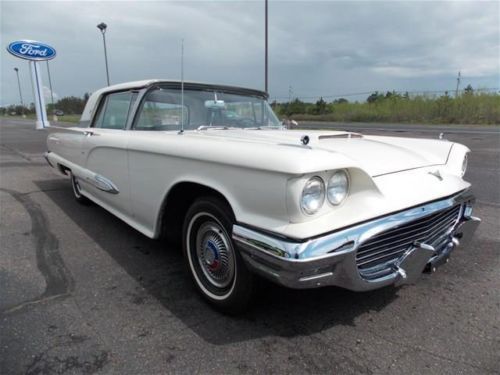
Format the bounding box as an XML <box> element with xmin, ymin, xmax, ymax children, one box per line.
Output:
<box><xmin>301</xmin><ymin>176</ymin><xmax>325</xmax><ymax>215</ymax></box>
<box><xmin>327</xmin><ymin>170</ymin><xmax>349</xmax><ymax>205</ymax></box>
<box><xmin>461</xmin><ymin>154</ymin><xmax>468</xmax><ymax>176</ymax></box>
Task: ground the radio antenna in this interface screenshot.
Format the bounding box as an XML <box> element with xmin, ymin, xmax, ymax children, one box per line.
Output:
<box><xmin>179</xmin><ymin>38</ymin><xmax>185</xmax><ymax>134</ymax></box>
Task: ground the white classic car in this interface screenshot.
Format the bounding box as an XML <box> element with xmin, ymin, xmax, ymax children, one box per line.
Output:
<box><xmin>45</xmin><ymin>80</ymin><xmax>480</xmax><ymax>313</ymax></box>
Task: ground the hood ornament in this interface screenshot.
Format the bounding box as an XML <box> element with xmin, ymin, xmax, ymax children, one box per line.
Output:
<box><xmin>428</xmin><ymin>170</ymin><xmax>443</xmax><ymax>181</ymax></box>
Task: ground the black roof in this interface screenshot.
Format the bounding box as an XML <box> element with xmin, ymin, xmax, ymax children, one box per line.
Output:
<box><xmin>147</xmin><ymin>81</ymin><xmax>268</xmax><ymax>99</ymax></box>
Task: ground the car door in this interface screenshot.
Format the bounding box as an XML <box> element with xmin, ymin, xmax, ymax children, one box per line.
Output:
<box><xmin>79</xmin><ymin>91</ymin><xmax>137</xmax><ymax>217</ymax></box>
<box><xmin>127</xmin><ymin>87</ymin><xmax>188</xmax><ymax>234</ymax></box>
<box><xmin>47</xmin><ymin>126</ymin><xmax>88</xmax><ymax>167</ymax></box>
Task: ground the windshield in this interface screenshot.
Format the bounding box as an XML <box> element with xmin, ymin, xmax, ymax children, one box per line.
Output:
<box><xmin>135</xmin><ymin>88</ymin><xmax>282</xmax><ymax>131</ymax></box>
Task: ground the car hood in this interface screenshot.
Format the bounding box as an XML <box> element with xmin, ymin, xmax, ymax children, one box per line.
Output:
<box><xmin>190</xmin><ymin>129</ymin><xmax>453</xmax><ymax>176</ymax></box>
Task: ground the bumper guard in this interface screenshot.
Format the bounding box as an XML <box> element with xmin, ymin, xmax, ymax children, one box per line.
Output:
<box><xmin>233</xmin><ymin>191</ymin><xmax>480</xmax><ymax>291</ymax></box>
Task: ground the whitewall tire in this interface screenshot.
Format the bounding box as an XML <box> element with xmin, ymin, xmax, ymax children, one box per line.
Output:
<box><xmin>183</xmin><ymin>197</ymin><xmax>254</xmax><ymax>314</ymax></box>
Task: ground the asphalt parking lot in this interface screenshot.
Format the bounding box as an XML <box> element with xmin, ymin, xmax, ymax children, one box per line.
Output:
<box><xmin>1</xmin><ymin>118</ymin><xmax>499</xmax><ymax>374</ymax></box>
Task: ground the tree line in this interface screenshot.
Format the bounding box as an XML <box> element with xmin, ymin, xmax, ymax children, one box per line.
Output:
<box><xmin>271</xmin><ymin>85</ymin><xmax>479</xmax><ymax>117</ymax></box>
<box><xmin>0</xmin><ymin>93</ymin><xmax>90</xmax><ymax>116</ymax></box>
<box><xmin>271</xmin><ymin>85</ymin><xmax>499</xmax><ymax>125</ymax></box>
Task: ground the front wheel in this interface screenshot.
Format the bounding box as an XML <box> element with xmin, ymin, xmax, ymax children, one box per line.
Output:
<box><xmin>183</xmin><ymin>197</ymin><xmax>254</xmax><ymax>314</ymax></box>
<box><xmin>70</xmin><ymin>172</ymin><xmax>91</xmax><ymax>205</ymax></box>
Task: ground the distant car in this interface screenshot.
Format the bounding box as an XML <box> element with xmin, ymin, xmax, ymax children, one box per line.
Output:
<box><xmin>53</xmin><ymin>109</ymin><xmax>64</xmax><ymax>116</ymax></box>
<box><xmin>44</xmin><ymin>80</ymin><xmax>480</xmax><ymax>313</ymax></box>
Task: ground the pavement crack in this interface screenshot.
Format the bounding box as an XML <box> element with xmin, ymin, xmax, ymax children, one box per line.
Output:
<box><xmin>0</xmin><ymin>161</ymin><xmax>46</xmax><ymax>168</ymax></box>
<box><xmin>20</xmin><ymin>187</ymin><xmax>69</xmax><ymax>196</ymax></box>
<box><xmin>0</xmin><ymin>188</ymin><xmax>75</xmax><ymax>316</ymax></box>
<box><xmin>1</xmin><ymin>144</ymin><xmax>33</xmax><ymax>161</ymax></box>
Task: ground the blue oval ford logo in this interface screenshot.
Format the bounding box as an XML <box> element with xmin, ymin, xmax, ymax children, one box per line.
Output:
<box><xmin>7</xmin><ymin>40</ymin><xmax>56</xmax><ymax>61</ymax></box>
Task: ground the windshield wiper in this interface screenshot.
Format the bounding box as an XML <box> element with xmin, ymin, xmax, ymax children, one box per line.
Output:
<box><xmin>197</xmin><ymin>125</ymin><xmax>228</xmax><ymax>131</ymax></box>
<box><xmin>244</xmin><ymin>126</ymin><xmax>284</xmax><ymax>130</ymax></box>
<box><xmin>197</xmin><ymin>125</ymin><xmax>282</xmax><ymax>131</ymax></box>
<box><xmin>197</xmin><ymin>125</ymin><xmax>241</xmax><ymax>131</ymax></box>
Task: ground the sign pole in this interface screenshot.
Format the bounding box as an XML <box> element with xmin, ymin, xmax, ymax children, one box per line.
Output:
<box><xmin>30</xmin><ymin>61</ymin><xmax>50</xmax><ymax>129</ymax></box>
<box><xmin>46</xmin><ymin>61</ymin><xmax>56</xmax><ymax>121</ymax></box>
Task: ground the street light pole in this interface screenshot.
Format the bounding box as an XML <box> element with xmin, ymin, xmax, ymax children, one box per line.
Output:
<box><xmin>14</xmin><ymin>67</ymin><xmax>24</xmax><ymax>107</ymax></box>
<box><xmin>14</xmin><ymin>67</ymin><xmax>25</xmax><ymax>117</ymax></box>
<box><xmin>265</xmin><ymin>0</ymin><xmax>268</xmax><ymax>94</ymax></box>
<box><xmin>97</xmin><ymin>22</ymin><xmax>110</xmax><ymax>86</ymax></box>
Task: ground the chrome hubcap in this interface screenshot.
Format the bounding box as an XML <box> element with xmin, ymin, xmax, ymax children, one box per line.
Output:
<box><xmin>196</xmin><ymin>221</ymin><xmax>235</xmax><ymax>288</ymax></box>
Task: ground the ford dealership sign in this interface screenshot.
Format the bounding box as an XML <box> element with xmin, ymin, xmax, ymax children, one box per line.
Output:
<box><xmin>6</xmin><ymin>39</ymin><xmax>56</xmax><ymax>129</ymax></box>
<box><xmin>7</xmin><ymin>40</ymin><xmax>56</xmax><ymax>61</ymax></box>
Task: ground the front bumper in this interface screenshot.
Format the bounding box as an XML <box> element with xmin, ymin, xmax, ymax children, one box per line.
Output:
<box><xmin>233</xmin><ymin>190</ymin><xmax>480</xmax><ymax>291</ymax></box>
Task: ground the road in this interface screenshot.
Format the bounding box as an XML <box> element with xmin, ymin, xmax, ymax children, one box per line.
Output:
<box><xmin>1</xmin><ymin>119</ymin><xmax>499</xmax><ymax>374</ymax></box>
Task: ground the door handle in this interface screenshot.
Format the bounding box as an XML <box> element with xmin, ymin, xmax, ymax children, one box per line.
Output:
<box><xmin>83</xmin><ymin>131</ymin><xmax>96</xmax><ymax>137</ymax></box>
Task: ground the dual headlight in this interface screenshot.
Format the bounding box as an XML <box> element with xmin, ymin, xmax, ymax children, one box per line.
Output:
<box><xmin>301</xmin><ymin>170</ymin><xmax>349</xmax><ymax>215</ymax></box>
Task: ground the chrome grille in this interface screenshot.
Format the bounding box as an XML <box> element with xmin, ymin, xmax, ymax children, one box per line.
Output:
<box><xmin>356</xmin><ymin>204</ymin><xmax>462</xmax><ymax>271</ymax></box>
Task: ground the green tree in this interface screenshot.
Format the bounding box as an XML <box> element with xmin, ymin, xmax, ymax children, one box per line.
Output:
<box><xmin>464</xmin><ymin>84</ymin><xmax>474</xmax><ymax>95</ymax></box>
<box><xmin>55</xmin><ymin>96</ymin><xmax>87</xmax><ymax>114</ymax></box>
<box><xmin>314</xmin><ymin>97</ymin><xmax>327</xmax><ymax>114</ymax></box>
<box><xmin>287</xmin><ymin>98</ymin><xmax>307</xmax><ymax>116</ymax></box>
<box><xmin>367</xmin><ymin>91</ymin><xmax>384</xmax><ymax>103</ymax></box>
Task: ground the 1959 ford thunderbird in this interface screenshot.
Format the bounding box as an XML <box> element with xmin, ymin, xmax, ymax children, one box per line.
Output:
<box><xmin>44</xmin><ymin>80</ymin><xmax>480</xmax><ymax>313</ymax></box>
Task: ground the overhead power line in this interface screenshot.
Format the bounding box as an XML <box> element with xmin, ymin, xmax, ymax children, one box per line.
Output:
<box><xmin>271</xmin><ymin>87</ymin><xmax>499</xmax><ymax>101</ymax></box>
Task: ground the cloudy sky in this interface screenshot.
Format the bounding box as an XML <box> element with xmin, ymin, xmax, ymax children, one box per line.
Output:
<box><xmin>1</xmin><ymin>0</ymin><xmax>499</xmax><ymax>106</ymax></box>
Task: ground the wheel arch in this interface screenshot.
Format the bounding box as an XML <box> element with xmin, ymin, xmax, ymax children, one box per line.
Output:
<box><xmin>155</xmin><ymin>181</ymin><xmax>235</xmax><ymax>242</ymax></box>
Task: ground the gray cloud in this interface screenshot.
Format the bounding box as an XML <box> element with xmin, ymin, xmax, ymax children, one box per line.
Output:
<box><xmin>1</xmin><ymin>0</ymin><xmax>498</xmax><ymax>106</ymax></box>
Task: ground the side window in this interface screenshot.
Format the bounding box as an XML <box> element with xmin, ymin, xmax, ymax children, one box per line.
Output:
<box><xmin>135</xmin><ymin>89</ymin><xmax>188</xmax><ymax>131</ymax></box>
<box><xmin>93</xmin><ymin>91</ymin><xmax>135</xmax><ymax>129</ymax></box>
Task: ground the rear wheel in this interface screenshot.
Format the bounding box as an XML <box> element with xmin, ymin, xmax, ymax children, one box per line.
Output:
<box><xmin>183</xmin><ymin>197</ymin><xmax>253</xmax><ymax>314</ymax></box>
<box><xmin>70</xmin><ymin>172</ymin><xmax>91</xmax><ymax>205</ymax></box>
